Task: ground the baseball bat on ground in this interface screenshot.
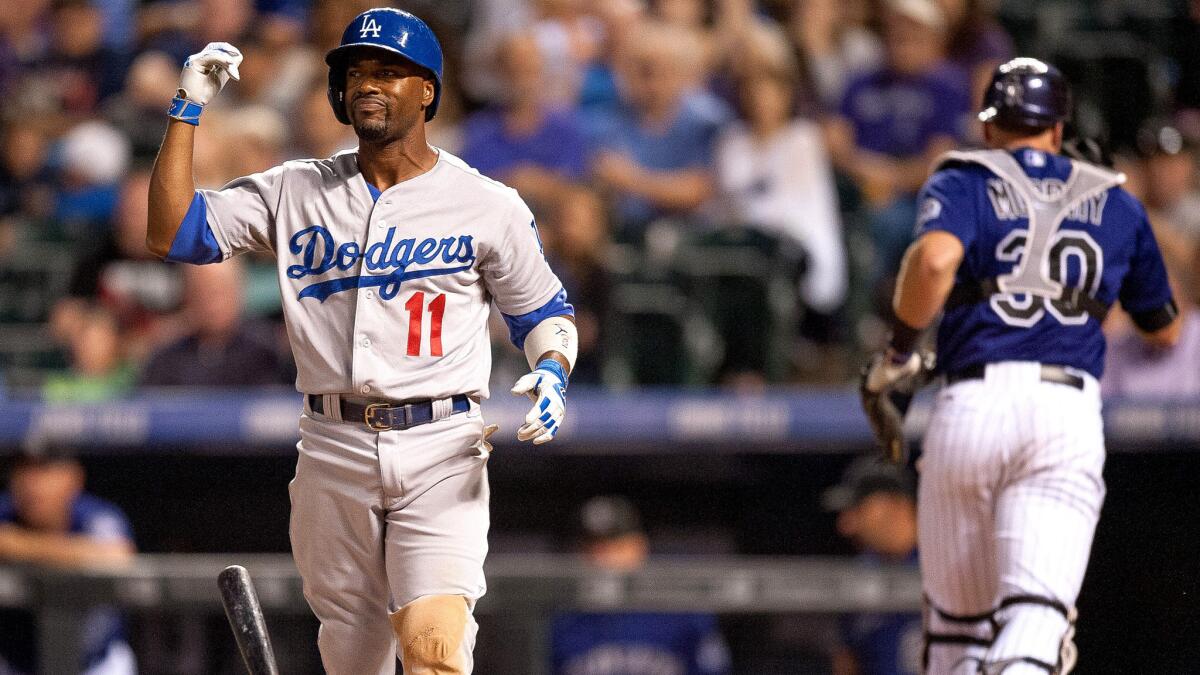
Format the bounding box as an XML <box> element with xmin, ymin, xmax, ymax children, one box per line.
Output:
<box><xmin>218</xmin><ymin>564</ymin><xmax>280</xmax><ymax>675</ymax></box>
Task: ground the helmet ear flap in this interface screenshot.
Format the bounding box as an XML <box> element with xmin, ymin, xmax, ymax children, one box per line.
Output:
<box><xmin>327</xmin><ymin>61</ymin><xmax>351</xmax><ymax>125</ymax></box>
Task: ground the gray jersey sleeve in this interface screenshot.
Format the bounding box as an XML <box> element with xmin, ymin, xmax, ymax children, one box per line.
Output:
<box><xmin>200</xmin><ymin>165</ymin><xmax>286</xmax><ymax>258</ymax></box>
<box><xmin>482</xmin><ymin>198</ymin><xmax>563</xmax><ymax>316</ymax></box>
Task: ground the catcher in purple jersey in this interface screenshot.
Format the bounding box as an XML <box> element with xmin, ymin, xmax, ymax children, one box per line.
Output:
<box><xmin>862</xmin><ymin>58</ymin><xmax>1181</xmax><ymax>674</ymax></box>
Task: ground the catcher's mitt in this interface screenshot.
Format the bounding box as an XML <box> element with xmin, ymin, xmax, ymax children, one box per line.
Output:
<box><xmin>859</xmin><ymin>381</ymin><xmax>914</xmax><ymax>463</ymax></box>
<box><xmin>859</xmin><ymin>351</ymin><xmax>934</xmax><ymax>463</ymax></box>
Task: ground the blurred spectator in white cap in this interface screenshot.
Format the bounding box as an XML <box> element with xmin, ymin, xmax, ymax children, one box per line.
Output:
<box><xmin>1130</xmin><ymin>120</ymin><xmax>1200</xmax><ymax>305</ymax></box>
<box><xmin>53</xmin><ymin>120</ymin><xmax>130</xmax><ymax>234</ymax></box>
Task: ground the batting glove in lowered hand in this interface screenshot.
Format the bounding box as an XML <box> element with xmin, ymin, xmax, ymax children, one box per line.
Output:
<box><xmin>860</xmin><ymin>349</ymin><xmax>924</xmax><ymax>463</ymax></box>
<box><xmin>511</xmin><ymin>360</ymin><xmax>567</xmax><ymax>445</ymax></box>
<box><xmin>169</xmin><ymin>42</ymin><xmax>242</xmax><ymax>125</ymax></box>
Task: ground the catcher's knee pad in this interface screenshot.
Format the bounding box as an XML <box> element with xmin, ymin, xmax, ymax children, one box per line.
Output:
<box><xmin>981</xmin><ymin>595</ymin><xmax>1078</xmax><ymax>675</ymax></box>
<box><xmin>390</xmin><ymin>595</ymin><xmax>469</xmax><ymax>673</ymax></box>
<box><xmin>923</xmin><ymin>597</ymin><xmax>996</xmax><ymax>672</ymax></box>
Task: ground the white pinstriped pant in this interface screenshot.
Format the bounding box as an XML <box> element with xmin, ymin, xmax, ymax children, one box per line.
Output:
<box><xmin>919</xmin><ymin>362</ymin><xmax>1106</xmax><ymax>674</ymax></box>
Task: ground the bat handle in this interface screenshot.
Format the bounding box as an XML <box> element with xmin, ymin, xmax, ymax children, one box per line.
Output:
<box><xmin>218</xmin><ymin>564</ymin><xmax>280</xmax><ymax>675</ymax></box>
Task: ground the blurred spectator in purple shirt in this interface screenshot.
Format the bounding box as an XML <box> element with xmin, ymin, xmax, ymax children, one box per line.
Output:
<box><xmin>461</xmin><ymin>31</ymin><xmax>591</xmax><ymax>213</ymax></box>
<box><xmin>1103</xmin><ymin>295</ymin><xmax>1200</xmax><ymax>399</ymax></box>
<box><xmin>825</xmin><ymin>0</ymin><xmax>969</xmax><ymax>296</ymax></box>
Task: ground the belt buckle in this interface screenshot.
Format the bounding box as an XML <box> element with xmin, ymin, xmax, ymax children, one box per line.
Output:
<box><xmin>364</xmin><ymin>403</ymin><xmax>393</xmax><ymax>431</ymax></box>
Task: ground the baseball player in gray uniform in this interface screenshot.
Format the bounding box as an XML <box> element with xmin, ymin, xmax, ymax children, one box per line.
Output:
<box><xmin>146</xmin><ymin>9</ymin><xmax>577</xmax><ymax>674</ymax></box>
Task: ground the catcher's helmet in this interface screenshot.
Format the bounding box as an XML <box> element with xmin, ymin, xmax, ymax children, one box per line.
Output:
<box><xmin>978</xmin><ymin>57</ymin><xmax>1071</xmax><ymax>130</ymax></box>
<box><xmin>325</xmin><ymin>8</ymin><xmax>443</xmax><ymax>124</ymax></box>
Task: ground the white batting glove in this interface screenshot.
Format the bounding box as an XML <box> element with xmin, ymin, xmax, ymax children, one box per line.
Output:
<box><xmin>169</xmin><ymin>42</ymin><xmax>242</xmax><ymax>125</ymax></box>
<box><xmin>863</xmin><ymin>348</ymin><xmax>923</xmax><ymax>394</ymax></box>
<box><xmin>510</xmin><ymin>361</ymin><xmax>568</xmax><ymax>445</ymax></box>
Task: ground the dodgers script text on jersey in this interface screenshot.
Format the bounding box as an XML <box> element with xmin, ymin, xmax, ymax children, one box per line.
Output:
<box><xmin>165</xmin><ymin>149</ymin><xmax>570</xmax><ymax>401</ymax></box>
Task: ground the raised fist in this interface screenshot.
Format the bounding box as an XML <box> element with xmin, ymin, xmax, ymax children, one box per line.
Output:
<box><xmin>178</xmin><ymin>42</ymin><xmax>242</xmax><ymax>106</ymax></box>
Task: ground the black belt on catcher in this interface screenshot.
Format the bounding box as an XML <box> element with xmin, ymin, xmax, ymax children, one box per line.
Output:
<box><xmin>307</xmin><ymin>394</ymin><xmax>470</xmax><ymax>431</ymax></box>
<box><xmin>945</xmin><ymin>364</ymin><xmax>1085</xmax><ymax>391</ymax></box>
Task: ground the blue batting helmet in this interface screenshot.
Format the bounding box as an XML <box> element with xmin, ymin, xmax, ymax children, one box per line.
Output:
<box><xmin>325</xmin><ymin>8</ymin><xmax>444</xmax><ymax>124</ymax></box>
<box><xmin>978</xmin><ymin>57</ymin><xmax>1072</xmax><ymax>130</ymax></box>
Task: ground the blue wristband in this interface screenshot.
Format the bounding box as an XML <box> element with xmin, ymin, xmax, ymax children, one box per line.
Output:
<box><xmin>536</xmin><ymin>358</ymin><xmax>568</xmax><ymax>389</ymax></box>
<box><xmin>167</xmin><ymin>97</ymin><xmax>204</xmax><ymax>126</ymax></box>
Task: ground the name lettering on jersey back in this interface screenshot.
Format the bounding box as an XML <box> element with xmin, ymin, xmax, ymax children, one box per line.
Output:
<box><xmin>985</xmin><ymin>178</ymin><xmax>1108</xmax><ymax>226</ymax></box>
<box><xmin>286</xmin><ymin>225</ymin><xmax>475</xmax><ymax>302</ymax></box>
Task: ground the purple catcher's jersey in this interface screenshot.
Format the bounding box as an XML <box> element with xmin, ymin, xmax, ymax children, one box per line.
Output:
<box><xmin>916</xmin><ymin>147</ymin><xmax>1174</xmax><ymax>379</ymax></box>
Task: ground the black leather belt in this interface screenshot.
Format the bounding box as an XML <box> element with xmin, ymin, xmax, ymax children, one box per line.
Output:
<box><xmin>946</xmin><ymin>364</ymin><xmax>1085</xmax><ymax>391</ymax></box>
<box><xmin>307</xmin><ymin>394</ymin><xmax>470</xmax><ymax>431</ymax></box>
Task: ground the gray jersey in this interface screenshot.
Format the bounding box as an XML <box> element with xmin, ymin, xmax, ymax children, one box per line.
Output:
<box><xmin>199</xmin><ymin>149</ymin><xmax>563</xmax><ymax>400</ymax></box>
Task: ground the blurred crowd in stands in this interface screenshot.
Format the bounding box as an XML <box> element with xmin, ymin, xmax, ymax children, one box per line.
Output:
<box><xmin>2</xmin><ymin>0</ymin><xmax>1200</xmax><ymax>397</ymax></box>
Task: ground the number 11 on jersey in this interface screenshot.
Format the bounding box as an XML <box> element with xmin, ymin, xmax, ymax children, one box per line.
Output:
<box><xmin>404</xmin><ymin>292</ymin><xmax>446</xmax><ymax>357</ymax></box>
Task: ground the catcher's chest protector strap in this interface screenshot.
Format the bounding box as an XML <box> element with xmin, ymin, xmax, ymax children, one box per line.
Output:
<box><xmin>936</xmin><ymin>149</ymin><xmax>1124</xmax><ymax>321</ymax></box>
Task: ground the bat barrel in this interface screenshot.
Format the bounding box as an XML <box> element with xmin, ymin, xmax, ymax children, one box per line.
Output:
<box><xmin>218</xmin><ymin>564</ymin><xmax>280</xmax><ymax>675</ymax></box>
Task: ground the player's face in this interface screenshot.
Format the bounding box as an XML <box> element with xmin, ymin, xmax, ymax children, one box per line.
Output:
<box><xmin>344</xmin><ymin>53</ymin><xmax>435</xmax><ymax>143</ymax></box>
<box><xmin>10</xmin><ymin>460</ymin><xmax>84</xmax><ymax>531</ymax></box>
<box><xmin>837</xmin><ymin>493</ymin><xmax>899</xmax><ymax>553</ymax></box>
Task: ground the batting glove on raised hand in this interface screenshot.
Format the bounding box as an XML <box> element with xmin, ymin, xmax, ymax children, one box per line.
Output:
<box><xmin>169</xmin><ymin>42</ymin><xmax>242</xmax><ymax>125</ymax></box>
<box><xmin>510</xmin><ymin>360</ymin><xmax>567</xmax><ymax>445</ymax></box>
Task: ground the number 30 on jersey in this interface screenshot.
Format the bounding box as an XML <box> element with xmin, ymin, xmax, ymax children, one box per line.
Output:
<box><xmin>991</xmin><ymin>229</ymin><xmax>1102</xmax><ymax>327</ymax></box>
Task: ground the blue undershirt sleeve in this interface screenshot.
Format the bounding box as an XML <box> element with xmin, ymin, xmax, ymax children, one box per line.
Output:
<box><xmin>164</xmin><ymin>192</ymin><xmax>223</xmax><ymax>264</ymax></box>
<box><xmin>501</xmin><ymin>288</ymin><xmax>574</xmax><ymax>350</ymax></box>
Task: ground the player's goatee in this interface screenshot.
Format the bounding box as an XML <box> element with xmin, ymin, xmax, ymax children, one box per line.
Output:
<box><xmin>353</xmin><ymin>116</ymin><xmax>389</xmax><ymax>143</ymax></box>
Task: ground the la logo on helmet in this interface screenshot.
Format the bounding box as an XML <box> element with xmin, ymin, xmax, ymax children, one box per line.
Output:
<box><xmin>359</xmin><ymin>16</ymin><xmax>382</xmax><ymax>39</ymax></box>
